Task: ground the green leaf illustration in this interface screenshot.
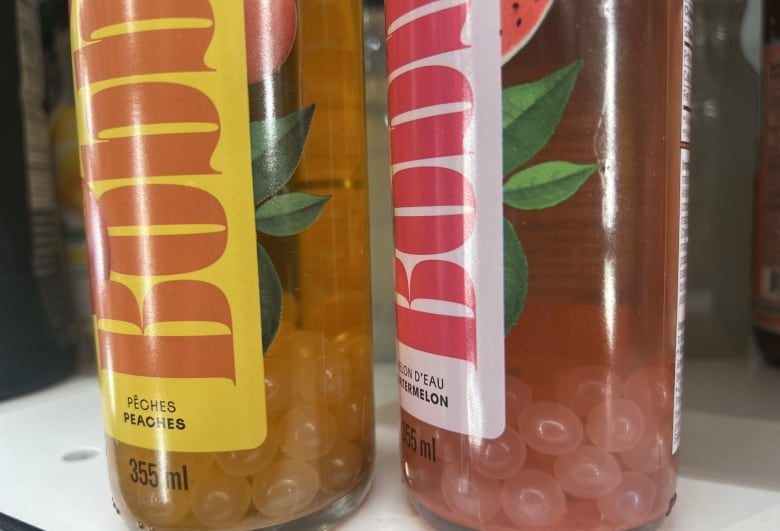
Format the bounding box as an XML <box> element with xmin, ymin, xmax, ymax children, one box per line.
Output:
<box><xmin>255</xmin><ymin>192</ymin><xmax>331</xmax><ymax>237</ymax></box>
<box><xmin>504</xmin><ymin>219</ymin><xmax>528</xmax><ymax>335</ymax></box>
<box><xmin>251</xmin><ymin>105</ymin><xmax>315</xmax><ymax>204</ymax></box>
<box><xmin>504</xmin><ymin>161</ymin><xmax>598</xmax><ymax>210</ymax></box>
<box><xmin>257</xmin><ymin>243</ymin><xmax>282</xmax><ymax>353</ymax></box>
<box><xmin>502</xmin><ymin>60</ymin><xmax>582</xmax><ymax>174</ymax></box>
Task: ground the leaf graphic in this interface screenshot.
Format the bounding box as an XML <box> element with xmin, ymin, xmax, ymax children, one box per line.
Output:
<box><xmin>257</xmin><ymin>243</ymin><xmax>282</xmax><ymax>353</ymax></box>
<box><xmin>504</xmin><ymin>161</ymin><xmax>598</xmax><ymax>210</ymax></box>
<box><xmin>504</xmin><ymin>218</ymin><xmax>528</xmax><ymax>335</ymax></box>
<box><xmin>251</xmin><ymin>105</ymin><xmax>315</xmax><ymax>204</ymax></box>
<box><xmin>256</xmin><ymin>192</ymin><xmax>331</xmax><ymax>237</ymax></box>
<box><xmin>502</xmin><ymin>60</ymin><xmax>582</xmax><ymax>174</ymax></box>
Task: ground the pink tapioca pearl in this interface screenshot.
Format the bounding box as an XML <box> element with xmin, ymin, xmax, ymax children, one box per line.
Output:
<box><xmin>553</xmin><ymin>445</ymin><xmax>622</xmax><ymax>499</ymax></box>
<box><xmin>501</xmin><ymin>469</ymin><xmax>566</xmax><ymax>528</ymax></box>
<box><xmin>620</xmin><ymin>424</ymin><xmax>672</xmax><ymax>474</ymax></box>
<box><xmin>440</xmin><ymin>463</ymin><xmax>502</xmax><ymax>523</ymax></box>
<box><xmin>506</xmin><ymin>375</ymin><xmax>533</xmax><ymax>422</ymax></box>
<box><xmin>517</xmin><ymin>401</ymin><xmax>584</xmax><ymax>456</ymax></box>
<box><xmin>597</xmin><ymin>471</ymin><xmax>656</xmax><ymax>527</ymax></box>
<box><xmin>556</xmin><ymin>365</ymin><xmax>625</xmax><ymax>418</ymax></box>
<box><xmin>403</xmin><ymin>454</ymin><xmax>440</xmax><ymax>494</ymax></box>
<box><xmin>624</xmin><ymin>365</ymin><xmax>674</xmax><ymax>419</ymax></box>
<box><xmin>469</xmin><ymin>427</ymin><xmax>527</xmax><ymax>480</ymax></box>
<box><xmin>586</xmin><ymin>398</ymin><xmax>646</xmax><ymax>452</ymax></box>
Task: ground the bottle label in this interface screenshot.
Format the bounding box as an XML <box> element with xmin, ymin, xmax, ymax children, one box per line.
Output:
<box><xmin>387</xmin><ymin>2</ymin><xmax>506</xmax><ymax>438</ymax></box>
<box><xmin>388</xmin><ymin>1</ymin><xmax>688</xmax><ymax>447</ymax></box>
<box><xmin>754</xmin><ymin>42</ymin><xmax>780</xmax><ymax>333</ymax></box>
<box><xmin>71</xmin><ymin>1</ymin><xmax>267</xmax><ymax>452</ymax></box>
<box><xmin>673</xmin><ymin>0</ymin><xmax>693</xmax><ymax>456</ymax></box>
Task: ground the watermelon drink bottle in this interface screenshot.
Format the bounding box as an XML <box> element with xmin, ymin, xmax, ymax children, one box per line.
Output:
<box><xmin>70</xmin><ymin>0</ymin><xmax>374</xmax><ymax>529</ymax></box>
<box><xmin>386</xmin><ymin>1</ymin><xmax>689</xmax><ymax>529</ymax></box>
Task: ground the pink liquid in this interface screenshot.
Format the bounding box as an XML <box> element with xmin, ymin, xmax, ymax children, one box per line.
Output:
<box><xmin>397</xmin><ymin>1</ymin><xmax>685</xmax><ymax>529</ymax></box>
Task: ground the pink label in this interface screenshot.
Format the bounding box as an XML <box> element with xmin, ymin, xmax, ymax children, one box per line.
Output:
<box><xmin>387</xmin><ymin>0</ymin><xmax>505</xmax><ymax>438</ymax></box>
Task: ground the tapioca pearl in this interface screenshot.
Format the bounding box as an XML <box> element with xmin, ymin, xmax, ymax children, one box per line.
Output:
<box><xmin>586</xmin><ymin>398</ymin><xmax>646</xmax><ymax>452</ymax></box>
<box><xmin>298</xmin><ymin>353</ymin><xmax>352</xmax><ymax>404</ymax></box>
<box><xmin>620</xmin><ymin>424</ymin><xmax>671</xmax><ymax>474</ymax></box>
<box><xmin>440</xmin><ymin>462</ymin><xmax>502</xmax><ymax>523</ymax></box>
<box><xmin>556</xmin><ymin>366</ymin><xmax>624</xmax><ymax>418</ymax></box>
<box><xmin>263</xmin><ymin>354</ymin><xmax>293</xmax><ymax>419</ymax></box>
<box><xmin>252</xmin><ymin>459</ymin><xmax>320</xmax><ymax>517</ymax></box>
<box><xmin>332</xmin><ymin>332</ymin><xmax>372</xmax><ymax>386</ymax></box>
<box><xmin>500</xmin><ymin>469</ymin><xmax>566</xmax><ymax>528</ymax></box>
<box><xmin>469</xmin><ymin>427</ymin><xmax>527</xmax><ymax>480</ymax></box>
<box><xmin>281</xmin><ymin>403</ymin><xmax>338</xmax><ymax>460</ymax></box>
<box><xmin>334</xmin><ymin>393</ymin><xmax>368</xmax><ymax>441</ymax></box>
<box><xmin>319</xmin><ymin>440</ymin><xmax>362</xmax><ymax>493</ymax></box>
<box><xmin>216</xmin><ymin>427</ymin><xmax>280</xmax><ymax>477</ymax></box>
<box><xmin>597</xmin><ymin>471</ymin><xmax>656</xmax><ymax>527</ymax></box>
<box><xmin>191</xmin><ymin>466</ymin><xmax>251</xmax><ymax>529</ymax></box>
<box><xmin>270</xmin><ymin>329</ymin><xmax>325</xmax><ymax>364</ymax></box>
<box><xmin>517</xmin><ymin>401</ymin><xmax>584</xmax><ymax>456</ymax></box>
<box><xmin>506</xmin><ymin>375</ymin><xmax>532</xmax><ymax>422</ymax></box>
<box><xmin>624</xmin><ymin>365</ymin><xmax>674</xmax><ymax>419</ymax></box>
<box><xmin>553</xmin><ymin>445</ymin><xmax>622</xmax><ymax>499</ymax></box>
<box><xmin>136</xmin><ymin>483</ymin><xmax>192</xmax><ymax>526</ymax></box>
<box><xmin>403</xmin><ymin>453</ymin><xmax>440</xmax><ymax>494</ymax></box>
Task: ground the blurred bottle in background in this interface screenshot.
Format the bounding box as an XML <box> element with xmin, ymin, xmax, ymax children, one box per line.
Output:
<box><xmin>40</xmin><ymin>0</ymin><xmax>94</xmax><ymax>365</ymax></box>
<box><xmin>0</xmin><ymin>0</ymin><xmax>76</xmax><ymax>399</ymax></box>
<box><xmin>364</xmin><ymin>0</ymin><xmax>395</xmax><ymax>362</ymax></box>
<box><xmin>686</xmin><ymin>0</ymin><xmax>759</xmax><ymax>359</ymax></box>
<box><xmin>753</xmin><ymin>0</ymin><xmax>780</xmax><ymax>364</ymax></box>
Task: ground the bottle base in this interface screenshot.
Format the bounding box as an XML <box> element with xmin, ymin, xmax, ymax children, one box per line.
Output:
<box><xmin>259</xmin><ymin>469</ymin><xmax>373</xmax><ymax>531</ymax></box>
<box><xmin>117</xmin><ymin>466</ymin><xmax>374</xmax><ymax>531</ymax></box>
<box><xmin>407</xmin><ymin>492</ymin><xmax>671</xmax><ymax>531</ymax></box>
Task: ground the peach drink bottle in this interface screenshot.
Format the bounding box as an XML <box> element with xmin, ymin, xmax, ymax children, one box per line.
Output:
<box><xmin>70</xmin><ymin>1</ymin><xmax>374</xmax><ymax>529</ymax></box>
<box><xmin>385</xmin><ymin>1</ymin><xmax>689</xmax><ymax>529</ymax></box>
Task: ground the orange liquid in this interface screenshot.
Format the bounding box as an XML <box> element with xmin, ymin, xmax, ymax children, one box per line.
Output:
<box><xmin>108</xmin><ymin>1</ymin><xmax>374</xmax><ymax>529</ymax></box>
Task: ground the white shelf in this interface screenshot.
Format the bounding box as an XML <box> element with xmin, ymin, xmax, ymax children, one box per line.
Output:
<box><xmin>1</xmin><ymin>359</ymin><xmax>780</xmax><ymax>530</ymax></box>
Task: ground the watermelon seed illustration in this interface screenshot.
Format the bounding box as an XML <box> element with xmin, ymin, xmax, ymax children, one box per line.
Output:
<box><xmin>501</xmin><ymin>0</ymin><xmax>555</xmax><ymax>64</ymax></box>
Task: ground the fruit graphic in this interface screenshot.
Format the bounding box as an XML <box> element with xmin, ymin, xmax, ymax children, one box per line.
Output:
<box><xmin>501</xmin><ymin>0</ymin><xmax>555</xmax><ymax>64</ymax></box>
<box><xmin>245</xmin><ymin>0</ymin><xmax>298</xmax><ymax>83</ymax></box>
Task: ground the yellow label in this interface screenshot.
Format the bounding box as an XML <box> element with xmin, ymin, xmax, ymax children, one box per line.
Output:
<box><xmin>71</xmin><ymin>0</ymin><xmax>266</xmax><ymax>452</ymax></box>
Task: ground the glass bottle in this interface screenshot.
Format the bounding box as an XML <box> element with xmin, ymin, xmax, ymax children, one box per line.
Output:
<box><xmin>364</xmin><ymin>0</ymin><xmax>396</xmax><ymax>363</ymax></box>
<box><xmin>0</xmin><ymin>0</ymin><xmax>76</xmax><ymax>399</ymax></box>
<box><xmin>386</xmin><ymin>1</ymin><xmax>689</xmax><ymax>529</ymax></box>
<box><xmin>753</xmin><ymin>0</ymin><xmax>780</xmax><ymax>364</ymax></box>
<box><xmin>69</xmin><ymin>0</ymin><xmax>374</xmax><ymax>529</ymax></box>
<box><xmin>685</xmin><ymin>0</ymin><xmax>758</xmax><ymax>361</ymax></box>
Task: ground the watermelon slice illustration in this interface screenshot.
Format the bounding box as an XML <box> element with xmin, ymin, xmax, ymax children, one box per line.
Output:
<box><xmin>501</xmin><ymin>0</ymin><xmax>555</xmax><ymax>64</ymax></box>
